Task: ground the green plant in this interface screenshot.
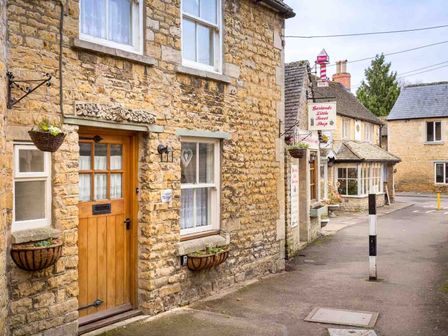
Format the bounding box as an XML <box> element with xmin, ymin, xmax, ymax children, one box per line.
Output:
<box><xmin>190</xmin><ymin>246</ymin><xmax>228</xmax><ymax>256</ymax></box>
<box><xmin>34</xmin><ymin>119</ymin><xmax>62</xmax><ymax>136</ymax></box>
<box><xmin>33</xmin><ymin>238</ymin><xmax>55</xmax><ymax>247</ymax></box>
<box><xmin>287</xmin><ymin>142</ymin><xmax>309</xmax><ymax>150</ymax></box>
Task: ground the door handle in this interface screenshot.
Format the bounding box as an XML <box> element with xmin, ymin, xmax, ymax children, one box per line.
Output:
<box><xmin>124</xmin><ymin>218</ymin><xmax>131</xmax><ymax>230</ymax></box>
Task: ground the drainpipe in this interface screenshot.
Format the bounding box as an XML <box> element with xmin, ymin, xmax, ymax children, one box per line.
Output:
<box><xmin>379</xmin><ymin>124</ymin><xmax>383</xmax><ymax>148</ymax></box>
<box><xmin>59</xmin><ymin>0</ymin><xmax>66</xmax><ymax>118</ymax></box>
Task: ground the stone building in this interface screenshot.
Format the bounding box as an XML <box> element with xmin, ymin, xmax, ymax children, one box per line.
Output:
<box><xmin>388</xmin><ymin>82</ymin><xmax>448</xmax><ymax>192</ymax></box>
<box><xmin>284</xmin><ymin>61</ymin><xmax>323</xmax><ymax>257</ymax></box>
<box><xmin>0</xmin><ymin>0</ymin><xmax>295</xmax><ymax>334</ymax></box>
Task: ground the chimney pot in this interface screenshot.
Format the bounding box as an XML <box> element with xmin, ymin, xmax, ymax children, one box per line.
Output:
<box><xmin>332</xmin><ymin>60</ymin><xmax>351</xmax><ymax>91</ymax></box>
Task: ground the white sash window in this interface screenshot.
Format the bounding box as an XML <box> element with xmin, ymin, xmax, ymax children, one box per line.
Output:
<box><xmin>13</xmin><ymin>145</ymin><xmax>51</xmax><ymax>232</ymax></box>
<box><xmin>80</xmin><ymin>0</ymin><xmax>143</xmax><ymax>54</ymax></box>
<box><xmin>181</xmin><ymin>0</ymin><xmax>222</xmax><ymax>73</ymax></box>
<box><xmin>180</xmin><ymin>138</ymin><xmax>220</xmax><ymax>235</ymax></box>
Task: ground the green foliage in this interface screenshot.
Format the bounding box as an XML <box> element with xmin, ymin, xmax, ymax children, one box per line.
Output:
<box><xmin>287</xmin><ymin>142</ymin><xmax>309</xmax><ymax>150</ymax></box>
<box><xmin>33</xmin><ymin>238</ymin><xmax>54</xmax><ymax>247</ymax></box>
<box><xmin>190</xmin><ymin>246</ymin><xmax>228</xmax><ymax>256</ymax></box>
<box><xmin>356</xmin><ymin>54</ymin><xmax>400</xmax><ymax>117</ymax></box>
<box><xmin>36</xmin><ymin>119</ymin><xmax>62</xmax><ymax>136</ymax></box>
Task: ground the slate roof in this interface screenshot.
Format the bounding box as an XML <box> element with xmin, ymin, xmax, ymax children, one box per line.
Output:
<box><xmin>387</xmin><ymin>82</ymin><xmax>448</xmax><ymax>121</ymax></box>
<box><xmin>284</xmin><ymin>61</ymin><xmax>309</xmax><ymax>135</ymax></box>
<box><xmin>312</xmin><ymin>79</ymin><xmax>383</xmax><ymax>125</ymax></box>
<box><xmin>260</xmin><ymin>0</ymin><xmax>296</xmax><ymax>18</ymax></box>
<box><xmin>334</xmin><ymin>141</ymin><xmax>400</xmax><ymax>163</ymax></box>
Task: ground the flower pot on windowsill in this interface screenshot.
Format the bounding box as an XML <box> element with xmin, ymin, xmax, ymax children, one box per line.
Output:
<box><xmin>187</xmin><ymin>247</ymin><xmax>229</xmax><ymax>271</ymax></box>
<box><xmin>29</xmin><ymin>131</ymin><xmax>66</xmax><ymax>152</ymax></box>
<box><xmin>10</xmin><ymin>239</ymin><xmax>63</xmax><ymax>272</ymax></box>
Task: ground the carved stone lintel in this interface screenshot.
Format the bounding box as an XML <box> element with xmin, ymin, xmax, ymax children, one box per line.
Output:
<box><xmin>75</xmin><ymin>102</ymin><xmax>156</xmax><ymax>124</ymax></box>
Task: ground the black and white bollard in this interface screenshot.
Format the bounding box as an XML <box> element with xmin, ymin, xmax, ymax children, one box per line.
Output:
<box><xmin>368</xmin><ymin>194</ymin><xmax>377</xmax><ymax>281</ymax></box>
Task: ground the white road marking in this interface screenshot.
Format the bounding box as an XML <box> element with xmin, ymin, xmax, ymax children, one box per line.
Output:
<box><xmin>413</xmin><ymin>210</ymin><xmax>420</xmax><ymax>213</ymax></box>
<box><xmin>426</xmin><ymin>210</ymin><xmax>435</xmax><ymax>213</ymax></box>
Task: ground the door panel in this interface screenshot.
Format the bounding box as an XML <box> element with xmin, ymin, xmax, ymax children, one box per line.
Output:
<box><xmin>78</xmin><ymin>132</ymin><xmax>133</xmax><ymax>321</ymax></box>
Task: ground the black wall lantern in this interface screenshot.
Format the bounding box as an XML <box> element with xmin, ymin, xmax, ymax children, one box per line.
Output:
<box><xmin>158</xmin><ymin>144</ymin><xmax>173</xmax><ymax>162</ymax></box>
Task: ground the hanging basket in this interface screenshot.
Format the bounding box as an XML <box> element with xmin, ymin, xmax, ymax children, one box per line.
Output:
<box><xmin>28</xmin><ymin>131</ymin><xmax>66</xmax><ymax>152</ymax></box>
<box><xmin>187</xmin><ymin>248</ymin><xmax>230</xmax><ymax>271</ymax></box>
<box><xmin>288</xmin><ymin>148</ymin><xmax>306</xmax><ymax>159</ymax></box>
<box><xmin>10</xmin><ymin>240</ymin><xmax>63</xmax><ymax>272</ymax></box>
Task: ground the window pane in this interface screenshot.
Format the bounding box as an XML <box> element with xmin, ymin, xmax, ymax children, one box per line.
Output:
<box><xmin>183</xmin><ymin>0</ymin><xmax>199</xmax><ymax>16</ymax></box>
<box><xmin>347</xmin><ymin>179</ymin><xmax>358</xmax><ymax>195</ymax></box>
<box><xmin>110</xmin><ymin>145</ymin><xmax>122</xmax><ymax>170</ymax></box>
<box><xmin>94</xmin><ymin>144</ymin><xmax>107</xmax><ymax>170</ymax></box>
<box><xmin>338</xmin><ymin>168</ymin><xmax>346</xmax><ymax>178</ymax></box>
<box><xmin>109</xmin><ymin>0</ymin><xmax>131</xmax><ymax>45</ymax></box>
<box><xmin>337</xmin><ymin>179</ymin><xmax>346</xmax><ymax>195</ymax></box>
<box><xmin>181</xmin><ymin>142</ymin><xmax>197</xmax><ymax>184</ymax></box>
<box><xmin>79</xmin><ymin>174</ymin><xmax>91</xmax><ymax>201</ymax></box>
<box><xmin>180</xmin><ymin>189</ymin><xmax>194</xmax><ymax>229</ymax></box>
<box><xmin>182</xmin><ymin>19</ymin><xmax>196</xmax><ymax>62</ymax></box>
<box><xmin>435</xmin><ymin>122</ymin><xmax>442</xmax><ymax>141</ymax></box>
<box><xmin>438</xmin><ymin>163</ymin><xmax>446</xmax><ymax>183</ymax></box>
<box><xmin>15</xmin><ymin>181</ymin><xmax>45</xmax><ymax>221</ymax></box>
<box><xmin>197</xmin><ymin>24</ymin><xmax>212</xmax><ymax>66</ymax></box>
<box><xmin>445</xmin><ymin>164</ymin><xmax>448</xmax><ymax>184</ymax></box>
<box><xmin>95</xmin><ymin>174</ymin><xmax>107</xmax><ymax>200</ymax></box>
<box><xmin>196</xmin><ymin>188</ymin><xmax>210</xmax><ymax>227</ymax></box>
<box><xmin>427</xmin><ymin>122</ymin><xmax>434</xmax><ymax>141</ymax></box>
<box><xmin>200</xmin><ymin>0</ymin><xmax>217</xmax><ymax>23</ymax></box>
<box><xmin>348</xmin><ymin>168</ymin><xmax>357</xmax><ymax>178</ymax></box>
<box><xmin>80</xmin><ymin>0</ymin><xmax>106</xmax><ymax>39</ymax></box>
<box><xmin>79</xmin><ymin>143</ymin><xmax>92</xmax><ymax>170</ymax></box>
<box><xmin>110</xmin><ymin>174</ymin><xmax>122</xmax><ymax>199</ymax></box>
<box><xmin>18</xmin><ymin>149</ymin><xmax>44</xmax><ymax>173</ymax></box>
<box><xmin>199</xmin><ymin>143</ymin><xmax>214</xmax><ymax>183</ymax></box>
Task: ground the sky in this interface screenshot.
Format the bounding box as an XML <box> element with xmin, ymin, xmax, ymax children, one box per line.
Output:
<box><xmin>284</xmin><ymin>0</ymin><xmax>448</xmax><ymax>92</ymax></box>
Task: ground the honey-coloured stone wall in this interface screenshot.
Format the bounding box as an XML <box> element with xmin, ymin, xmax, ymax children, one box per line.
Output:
<box><xmin>3</xmin><ymin>0</ymin><xmax>288</xmax><ymax>334</ymax></box>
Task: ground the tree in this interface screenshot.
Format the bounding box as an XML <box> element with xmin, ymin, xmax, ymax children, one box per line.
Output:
<box><xmin>356</xmin><ymin>54</ymin><xmax>400</xmax><ymax>117</ymax></box>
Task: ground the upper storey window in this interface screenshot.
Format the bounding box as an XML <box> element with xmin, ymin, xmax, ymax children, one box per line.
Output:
<box><xmin>182</xmin><ymin>0</ymin><xmax>222</xmax><ymax>73</ymax></box>
<box><xmin>426</xmin><ymin>121</ymin><xmax>442</xmax><ymax>142</ymax></box>
<box><xmin>80</xmin><ymin>0</ymin><xmax>143</xmax><ymax>54</ymax></box>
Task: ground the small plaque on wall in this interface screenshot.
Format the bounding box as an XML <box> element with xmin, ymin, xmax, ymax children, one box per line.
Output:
<box><xmin>161</xmin><ymin>189</ymin><xmax>173</xmax><ymax>203</ymax></box>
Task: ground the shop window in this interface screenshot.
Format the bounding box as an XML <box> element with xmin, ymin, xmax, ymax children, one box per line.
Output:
<box><xmin>13</xmin><ymin>145</ymin><xmax>51</xmax><ymax>232</ymax></box>
<box><xmin>337</xmin><ymin>167</ymin><xmax>358</xmax><ymax>196</ymax></box>
<box><xmin>309</xmin><ymin>154</ymin><xmax>318</xmax><ymax>201</ymax></box>
<box><xmin>320</xmin><ymin>162</ymin><xmax>328</xmax><ymax>200</ymax></box>
<box><xmin>426</xmin><ymin>121</ymin><xmax>442</xmax><ymax>142</ymax></box>
<box><xmin>80</xmin><ymin>0</ymin><xmax>143</xmax><ymax>53</ymax></box>
<box><xmin>435</xmin><ymin>162</ymin><xmax>448</xmax><ymax>184</ymax></box>
<box><xmin>337</xmin><ymin>163</ymin><xmax>384</xmax><ymax>196</ymax></box>
<box><xmin>180</xmin><ymin>139</ymin><xmax>220</xmax><ymax>235</ymax></box>
<box><xmin>182</xmin><ymin>0</ymin><xmax>222</xmax><ymax>72</ymax></box>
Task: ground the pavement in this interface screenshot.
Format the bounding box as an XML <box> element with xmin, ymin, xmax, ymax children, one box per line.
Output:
<box><xmin>93</xmin><ymin>196</ymin><xmax>448</xmax><ymax>336</ymax></box>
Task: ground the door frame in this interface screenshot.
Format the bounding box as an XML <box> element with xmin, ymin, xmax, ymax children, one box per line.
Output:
<box><xmin>77</xmin><ymin>127</ymin><xmax>139</xmax><ymax>324</ymax></box>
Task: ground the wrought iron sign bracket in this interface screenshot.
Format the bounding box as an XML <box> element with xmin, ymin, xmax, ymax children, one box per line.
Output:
<box><xmin>7</xmin><ymin>72</ymin><xmax>52</xmax><ymax>109</ymax></box>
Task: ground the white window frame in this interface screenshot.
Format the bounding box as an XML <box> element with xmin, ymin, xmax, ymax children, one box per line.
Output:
<box><xmin>434</xmin><ymin>161</ymin><xmax>448</xmax><ymax>185</ymax></box>
<box><xmin>181</xmin><ymin>0</ymin><xmax>223</xmax><ymax>73</ymax></box>
<box><xmin>180</xmin><ymin>138</ymin><xmax>221</xmax><ymax>236</ymax></box>
<box><xmin>320</xmin><ymin>162</ymin><xmax>328</xmax><ymax>200</ymax></box>
<box><xmin>79</xmin><ymin>0</ymin><xmax>144</xmax><ymax>54</ymax></box>
<box><xmin>13</xmin><ymin>144</ymin><xmax>51</xmax><ymax>232</ymax></box>
<box><xmin>364</xmin><ymin>123</ymin><xmax>373</xmax><ymax>143</ymax></box>
<box><xmin>336</xmin><ymin>163</ymin><xmax>384</xmax><ymax>197</ymax></box>
<box><xmin>342</xmin><ymin>118</ymin><xmax>351</xmax><ymax>140</ymax></box>
<box><xmin>426</xmin><ymin>121</ymin><xmax>442</xmax><ymax>143</ymax></box>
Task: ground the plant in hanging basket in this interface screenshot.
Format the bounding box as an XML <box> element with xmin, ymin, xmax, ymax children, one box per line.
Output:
<box><xmin>187</xmin><ymin>246</ymin><xmax>229</xmax><ymax>271</ymax></box>
<box><xmin>287</xmin><ymin>142</ymin><xmax>309</xmax><ymax>159</ymax></box>
<box><xmin>29</xmin><ymin>120</ymin><xmax>65</xmax><ymax>152</ymax></box>
<box><xmin>10</xmin><ymin>238</ymin><xmax>63</xmax><ymax>272</ymax></box>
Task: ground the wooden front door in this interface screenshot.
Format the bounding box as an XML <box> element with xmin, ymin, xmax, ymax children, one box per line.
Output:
<box><xmin>78</xmin><ymin>130</ymin><xmax>135</xmax><ymax>323</ymax></box>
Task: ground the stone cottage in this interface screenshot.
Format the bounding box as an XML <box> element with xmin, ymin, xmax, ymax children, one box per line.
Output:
<box><xmin>316</xmin><ymin>60</ymin><xmax>400</xmax><ymax>211</ymax></box>
<box><xmin>0</xmin><ymin>0</ymin><xmax>295</xmax><ymax>334</ymax></box>
<box><xmin>388</xmin><ymin>82</ymin><xmax>448</xmax><ymax>192</ymax></box>
<box><xmin>284</xmin><ymin>61</ymin><xmax>323</xmax><ymax>257</ymax></box>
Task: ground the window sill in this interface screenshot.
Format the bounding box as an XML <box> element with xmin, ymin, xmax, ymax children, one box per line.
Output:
<box><xmin>72</xmin><ymin>38</ymin><xmax>156</xmax><ymax>67</ymax></box>
<box><xmin>11</xmin><ymin>227</ymin><xmax>61</xmax><ymax>244</ymax></box>
<box><xmin>177</xmin><ymin>232</ymin><xmax>230</xmax><ymax>256</ymax></box>
<box><xmin>425</xmin><ymin>141</ymin><xmax>444</xmax><ymax>145</ymax></box>
<box><xmin>176</xmin><ymin>65</ymin><xmax>231</xmax><ymax>84</ymax></box>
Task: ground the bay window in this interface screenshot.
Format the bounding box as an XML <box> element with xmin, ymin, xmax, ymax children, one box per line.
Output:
<box><xmin>435</xmin><ymin>162</ymin><xmax>448</xmax><ymax>184</ymax></box>
<box><xmin>182</xmin><ymin>0</ymin><xmax>222</xmax><ymax>72</ymax></box>
<box><xmin>180</xmin><ymin>139</ymin><xmax>220</xmax><ymax>235</ymax></box>
<box><xmin>337</xmin><ymin>163</ymin><xmax>383</xmax><ymax>196</ymax></box>
<box><xmin>80</xmin><ymin>0</ymin><xmax>143</xmax><ymax>53</ymax></box>
<box><xmin>13</xmin><ymin>145</ymin><xmax>51</xmax><ymax>232</ymax></box>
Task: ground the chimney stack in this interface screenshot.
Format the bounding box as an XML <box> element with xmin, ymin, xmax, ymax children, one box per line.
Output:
<box><xmin>332</xmin><ymin>60</ymin><xmax>351</xmax><ymax>91</ymax></box>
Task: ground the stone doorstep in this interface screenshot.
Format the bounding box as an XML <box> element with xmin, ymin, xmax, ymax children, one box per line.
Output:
<box><xmin>11</xmin><ymin>227</ymin><xmax>61</xmax><ymax>244</ymax></box>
